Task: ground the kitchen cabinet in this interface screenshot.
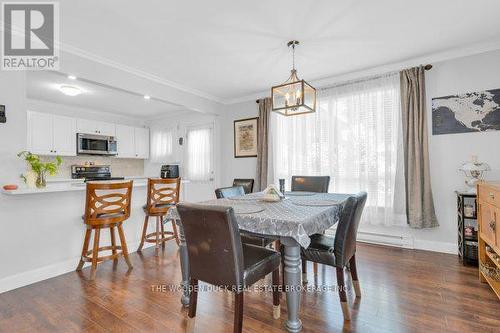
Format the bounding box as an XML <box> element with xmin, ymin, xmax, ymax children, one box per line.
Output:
<box><xmin>134</xmin><ymin>127</ymin><xmax>150</xmax><ymax>159</ymax></box>
<box><xmin>77</xmin><ymin>119</ymin><xmax>115</xmax><ymax>136</ymax></box>
<box><xmin>115</xmin><ymin>124</ymin><xmax>135</xmax><ymax>158</ymax></box>
<box><xmin>115</xmin><ymin>125</ymin><xmax>149</xmax><ymax>159</ymax></box>
<box><xmin>27</xmin><ymin>111</ymin><xmax>76</xmax><ymax>156</ymax></box>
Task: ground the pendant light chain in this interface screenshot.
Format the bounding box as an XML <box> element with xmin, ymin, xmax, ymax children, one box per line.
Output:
<box><xmin>292</xmin><ymin>43</ymin><xmax>296</xmax><ymax>71</ymax></box>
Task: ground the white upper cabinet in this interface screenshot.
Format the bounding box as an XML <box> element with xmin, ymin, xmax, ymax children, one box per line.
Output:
<box><xmin>134</xmin><ymin>127</ymin><xmax>150</xmax><ymax>159</ymax></box>
<box><xmin>28</xmin><ymin>112</ymin><xmax>148</xmax><ymax>159</ymax></box>
<box><xmin>52</xmin><ymin>115</ymin><xmax>77</xmax><ymax>156</ymax></box>
<box><xmin>77</xmin><ymin>119</ymin><xmax>115</xmax><ymax>136</ymax></box>
<box><xmin>27</xmin><ymin>111</ymin><xmax>76</xmax><ymax>156</ymax></box>
<box><xmin>115</xmin><ymin>124</ymin><xmax>135</xmax><ymax>158</ymax></box>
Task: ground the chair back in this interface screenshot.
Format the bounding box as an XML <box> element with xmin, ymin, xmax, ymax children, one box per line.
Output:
<box><xmin>146</xmin><ymin>178</ymin><xmax>180</xmax><ymax>215</ymax></box>
<box><xmin>177</xmin><ymin>203</ymin><xmax>244</xmax><ymax>288</ymax></box>
<box><xmin>232</xmin><ymin>178</ymin><xmax>254</xmax><ymax>194</ymax></box>
<box><xmin>291</xmin><ymin>176</ymin><xmax>330</xmax><ymax>193</ymax></box>
<box><xmin>84</xmin><ymin>180</ymin><xmax>133</xmax><ymax>226</ymax></box>
<box><xmin>334</xmin><ymin>192</ymin><xmax>367</xmax><ymax>266</ymax></box>
<box><xmin>215</xmin><ymin>186</ymin><xmax>245</xmax><ymax>199</ymax></box>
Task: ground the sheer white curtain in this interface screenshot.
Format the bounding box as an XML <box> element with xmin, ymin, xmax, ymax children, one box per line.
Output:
<box><xmin>186</xmin><ymin>126</ymin><xmax>213</xmax><ymax>182</ymax></box>
<box><xmin>150</xmin><ymin>128</ymin><xmax>174</xmax><ymax>163</ymax></box>
<box><xmin>270</xmin><ymin>73</ymin><xmax>406</xmax><ymax>226</ymax></box>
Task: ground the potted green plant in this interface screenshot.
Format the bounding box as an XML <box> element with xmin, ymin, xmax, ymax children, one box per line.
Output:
<box><xmin>18</xmin><ymin>151</ymin><xmax>62</xmax><ymax>188</ymax></box>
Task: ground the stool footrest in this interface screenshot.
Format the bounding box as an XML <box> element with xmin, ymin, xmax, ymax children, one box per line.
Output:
<box><xmin>82</xmin><ymin>245</ymin><xmax>124</xmax><ymax>263</ymax></box>
<box><xmin>144</xmin><ymin>231</ymin><xmax>175</xmax><ymax>243</ymax></box>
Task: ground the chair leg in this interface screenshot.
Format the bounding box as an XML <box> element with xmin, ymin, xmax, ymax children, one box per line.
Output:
<box><xmin>272</xmin><ymin>268</ymin><xmax>281</xmax><ymax>319</ymax></box>
<box><xmin>76</xmin><ymin>227</ymin><xmax>91</xmax><ymax>271</ymax></box>
<box><xmin>90</xmin><ymin>228</ymin><xmax>100</xmax><ymax>280</ymax></box>
<box><xmin>171</xmin><ymin>219</ymin><xmax>180</xmax><ymax>246</ymax></box>
<box><xmin>137</xmin><ymin>215</ymin><xmax>149</xmax><ymax>252</ymax></box>
<box><xmin>110</xmin><ymin>226</ymin><xmax>117</xmax><ymax>264</ymax></box>
<box><xmin>234</xmin><ymin>292</ymin><xmax>244</xmax><ymax>333</ymax></box>
<box><xmin>188</xmin><ymin>278</ymin><xmax>198</xmax><ymax>318</ymax></box>
<box><xmin>160</xmin><ymin>217</ymin><xmax>166</xmax><ymax>249</ymax></box>
<box><xmin>301</xmin><ymin>259</ymin><xmax>308</xmax><ymax>283</ymax></box>
<box><xmin>313</xmin><ymin>262</ymin><xmax>318</xmax><ymax>276</ymax></box>
<box><xmin>155</xmin><ymin>216</ymin><xmax>160</xmax><ymax>256</ymax></box>
<box><xmin>117</xmin><ymin>224</ymin><xmax>133</xmax><ymax>270</ymax></box>
<box><xmin>349</xmin><ymin>254</ymin><xmax>361</xmax><ymax>298</ymax></box>
<box><xmin>336</xmin><ymin>266</ymin><xmax>350</xmax><ymax>320</ymax></box>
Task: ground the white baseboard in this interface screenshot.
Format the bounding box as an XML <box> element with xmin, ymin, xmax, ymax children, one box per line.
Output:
<box><xmin>412</xmin><ymin>239</ymin><xmax>457</xmax><ymax>254</ymax></box>
<box><xmin>0</xmin><ymin>241</ymin><xmax>154</xmax><ymax>294</ymax></box>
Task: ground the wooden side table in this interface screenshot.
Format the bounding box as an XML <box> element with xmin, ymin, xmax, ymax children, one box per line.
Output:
<box><xmin>456</xmin><ymin>191</ymin><xmax>478</xmax><ymax>266</ymax></box>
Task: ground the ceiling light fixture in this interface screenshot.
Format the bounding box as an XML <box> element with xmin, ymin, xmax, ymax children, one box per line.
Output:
<box><xmin>271</xmin><ymin>40</ymin><xmax>316</xmax><ymax>116</ymax></box>
<box><xmin>67</xmin><ymin>75</ymin><xmax>77</xmax><ymax>80</ymax></box>
<box><xmin>59</xmin><ymin>85</ymin><xmax>82</xmax><ymax>96</ymax></box>
<box><xmin>144</xmin><ymin>95</ymin><xmax>151</xmax><ymax>100</ymax></box>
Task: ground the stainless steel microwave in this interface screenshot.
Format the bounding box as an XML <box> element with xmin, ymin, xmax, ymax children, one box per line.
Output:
<box><xmin>77</xmin><ymin>133</ymin><xmax>117</xmax><ymax>156</ymax></box>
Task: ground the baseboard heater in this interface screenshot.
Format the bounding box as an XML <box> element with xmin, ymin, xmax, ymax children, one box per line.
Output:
<box><xmin>325</xmin><ymin>229</ymin><xmax>412</xmax><ymax>248</ymax></box>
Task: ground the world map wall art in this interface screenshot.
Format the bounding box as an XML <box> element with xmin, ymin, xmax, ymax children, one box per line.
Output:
<box><xmin>432</xmin><ymin>88</ymin><xmax>500</xmax><ymax>135</ymax></box>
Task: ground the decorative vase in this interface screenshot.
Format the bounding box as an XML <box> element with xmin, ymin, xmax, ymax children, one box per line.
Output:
<box><xmin>36</xmin><ymin>171</ymin><xmax>47</xmax><ymax>188</ymax></box>
<box><xmin>24</xmin><ymin>170</ymin><xmax>38</xmax><ymax>188</ymax></box>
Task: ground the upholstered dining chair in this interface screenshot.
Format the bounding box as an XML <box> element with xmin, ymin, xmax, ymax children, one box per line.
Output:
<box><xmin>232</xmin><ymin>178</ymin><xmax>254</xmax><ymax>194</ymax></box>
<box><xmin>291</xmin><ymin>175</ymin><xmax>330</xmax><ymax>193</ymax></box>
<box><xmin>177</xmin><ymin>203</ymin><xmax>281</xmax><ymax>333</ymax></box>
<box><xmin>300</xmin><ymin>192</ymin><xmax>367</xmax><ymax>320</ymax></box>
<box><xmin>215</xmin><ymin>186</ymin><xmax>275</xmax><ymax>247</ymax></box>
<box><xmin>290</xmin><ymin>175</ymin><xmax>331</xmax><ymax>277</ymax></box>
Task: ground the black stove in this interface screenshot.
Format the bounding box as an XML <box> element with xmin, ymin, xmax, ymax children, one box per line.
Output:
<box><xmin>71</xmin><ymin>165</ymin><xmax>124</xmax><ymax>182</ymax></box>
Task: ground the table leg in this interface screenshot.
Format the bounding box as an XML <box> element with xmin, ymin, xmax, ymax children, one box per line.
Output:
<box><xmin>282</xmin><ymin>238</ymin><xmax>303</xmax><ymax>333</ymax></box>
<box><xmin>176</xmin><ymin>218</ymin><xmax>190</xmax><ymax>307</ymax></box>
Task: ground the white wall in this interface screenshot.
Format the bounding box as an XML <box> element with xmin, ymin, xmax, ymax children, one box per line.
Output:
<box><xmin>417</xmin><ymin>49</ymin><xmax>500</xmax><ymax>251</ymax></box>
<box><xmin>220</xmin><ymin>101</ymin><xmax>259</xmax><ymax>187</ymax></box>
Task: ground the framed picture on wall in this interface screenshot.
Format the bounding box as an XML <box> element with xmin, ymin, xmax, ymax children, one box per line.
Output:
<box><xmin>234</xmin><ymin>117</ymin><xmax>258</xmax><ymax>158</ymax></box>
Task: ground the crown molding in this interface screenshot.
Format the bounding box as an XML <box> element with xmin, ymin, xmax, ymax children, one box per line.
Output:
<box><xmin>224</xmin><ymin>38</ymin><xmax>500</xmax><ymax>105</ymax></box>
<box><xmin>58</xmin><ymin>42</ymin><xmax>225</xmax><ymax>104</ymax></box>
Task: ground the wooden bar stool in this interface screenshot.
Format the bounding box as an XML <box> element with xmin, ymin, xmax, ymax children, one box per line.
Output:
<box><xmin>76</xmin><ymin>180</ymin><xmax>134</xmax><ymax>280</ymax></box>
<box><xmin>137</xmin><ymin>178</ymin><xmax>181</xmax><ymax>256</ymax></box>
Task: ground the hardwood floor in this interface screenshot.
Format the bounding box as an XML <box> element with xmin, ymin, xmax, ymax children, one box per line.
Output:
<box><xmin>1</xmin><ymin>243</ymin><xmax>499</xmax><ymax>333</ymax></box>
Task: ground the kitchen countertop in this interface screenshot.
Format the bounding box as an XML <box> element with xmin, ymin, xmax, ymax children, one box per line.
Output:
<box><xmin>1</xmin><ymin>176</ymin><xmax>190</xmax><ymax>195</ymax></box>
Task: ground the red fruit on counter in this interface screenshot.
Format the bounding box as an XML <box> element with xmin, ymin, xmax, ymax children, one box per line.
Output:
<box><xmin>3</xmin><ymin>184</ymin><xmax>18</xmax><ymax>191</ymax></box>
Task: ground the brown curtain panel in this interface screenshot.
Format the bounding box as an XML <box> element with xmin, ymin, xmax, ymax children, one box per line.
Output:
<box><xmin>400</xmin><ymin>66</ymin><xmax>438</xmax><ymax>228</ymax></box>
<box><xmin>255</xmin><ymin>97</ymin><xmax>271</xmax><ymax>191</ymax></box>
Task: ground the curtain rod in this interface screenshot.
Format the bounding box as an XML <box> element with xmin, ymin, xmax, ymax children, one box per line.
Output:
<box><xmin>256</xmin><ymin>64</ymin><xmax>432</xmax><ymax>103</ymax></box>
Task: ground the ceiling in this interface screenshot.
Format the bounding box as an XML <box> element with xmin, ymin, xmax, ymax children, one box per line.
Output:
<box><xmin>56</xmin><ymin>1</ymin><xmax>500</xmax><ymax>102</ymax></box>
<box><xmin>26</xmin><ymin>71</ymin><xmax>186</xmax><ymax>118</ymax></box>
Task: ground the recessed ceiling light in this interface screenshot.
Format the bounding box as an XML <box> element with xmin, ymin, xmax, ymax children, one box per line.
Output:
<box><xmin>67</xmin><ymin>75</ymin><xmax>77</xmax><ymax>80</ymax></box>
<box><xmin>144</xmin><ymin>95</ymin><xmax>151</xmax><ymax>100</ymax></box>
<box><xmin>59</xmin><ymin>85</ymin><xmax>82</xmax><ymax>96</ymax></box>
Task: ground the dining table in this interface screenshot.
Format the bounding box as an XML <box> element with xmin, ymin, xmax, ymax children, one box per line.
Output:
<box><xmin>166</xmin><ymin>191</ymin><xmax>350</xmax><ymax>333</ymax></box>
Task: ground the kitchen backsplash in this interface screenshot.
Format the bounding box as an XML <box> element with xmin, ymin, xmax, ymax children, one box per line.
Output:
<box><xmin>41</xmin><ymin>156</ymin><xmax>145</xmax><ymax>179</ymax></box>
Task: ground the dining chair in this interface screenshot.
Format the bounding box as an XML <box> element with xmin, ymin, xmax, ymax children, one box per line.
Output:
<box><xmin>291</xmin><ymin>175</ymin><xmax>330</xmax><ymax>193</ymax></box>
<box><xmin>215</xmin><ymin>186</ymin><xmax>276</xmax><ymax>247</ymax></box>
<box><xmin>138</xmin><ymin>178</ymin><xmax>180</xmax><ymax>256</ymax></box>
<box><xmin>290</xmin><ymin>175</ymin><xmax>331</xmax><ymax>278</ymax></box>
<box><xmin>76</xmin><ymin>180</ymin><xmax>133</xmax><ymax>280</ymax></box>
<box><xmin>232</xmin><ymin>178</ymin><xmax>254</xmax><ymax>194</ymax></box>
<box><xmin>177</xmin><ymin>203</ymin><xmax>281</xmax><ymax>333</ymax></box>
<box><xmin>300</xmin><ymin>191</ymin><xmax>367</xmax><ymax>320</ymax></box>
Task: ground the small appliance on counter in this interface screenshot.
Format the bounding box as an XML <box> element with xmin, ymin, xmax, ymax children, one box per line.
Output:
<box><xmin>161</xmin><ymin>165</ymin><xmax>179</xmax><ymax>179</ymax></box>
<box><xmin>71</xmin><ymin>165</ymin><xmax>124</xmax><ymax>182</ymax></box>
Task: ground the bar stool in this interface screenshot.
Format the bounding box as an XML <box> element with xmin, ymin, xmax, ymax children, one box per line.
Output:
<box><xmin>138</xmin><ymin>178</ymin><xmax>181</xmax><ymax>256</ymax></box>
<box><xmin>76</xmin><ymin>180</ymin><xmax>134</xmax><ymax>280</ymax></box>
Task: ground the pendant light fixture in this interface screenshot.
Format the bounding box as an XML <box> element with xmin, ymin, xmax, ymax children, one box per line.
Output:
<box><xmin>271</xmin><ymin>40</ymin><xmax>316</xmax><ymax>116</ymax></box>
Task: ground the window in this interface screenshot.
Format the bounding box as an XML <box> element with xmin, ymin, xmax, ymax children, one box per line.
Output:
<box><xmin>271</xmin><ymin>73</ymin><xmax>406</xmax><ymax>226</ymax></box>
<box><xmin>150</xmin><ymin>128</ymin><xmax>174</xmax><ymax>163</ymax></box>
<box><xmin>186</xmin><ymin>125</ymin><xmax>213</xmax><ymax>181</ymax></box>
